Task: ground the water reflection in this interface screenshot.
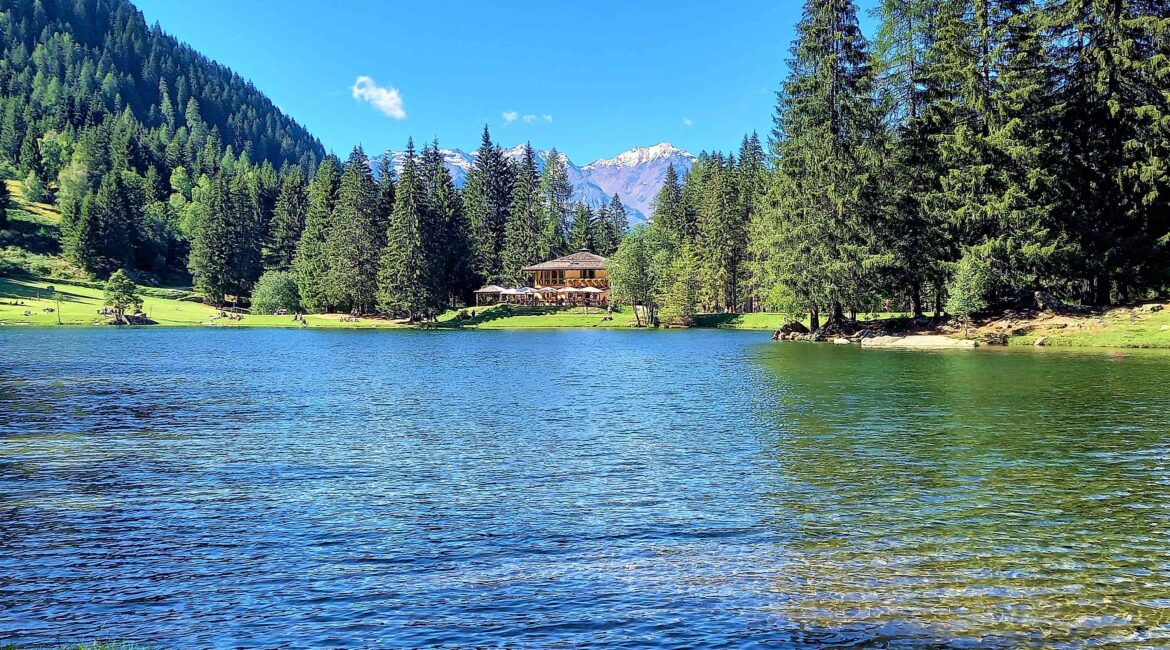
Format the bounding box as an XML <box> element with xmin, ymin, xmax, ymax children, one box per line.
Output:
<box><xmin>754</xmin><ymin>344</ymin><xmax>1170</xmax><ymax>647</ymax></box>
<box><xmin>1</xmin><ymin>330</ymin><xmax>1168</xmax><ymax>648</ymax></box>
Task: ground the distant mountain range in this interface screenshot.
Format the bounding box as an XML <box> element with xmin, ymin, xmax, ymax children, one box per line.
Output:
<box><xmin>377</xmin><ymin>143</ymin><xmax>697</xmax><ymax>223</ymax></box>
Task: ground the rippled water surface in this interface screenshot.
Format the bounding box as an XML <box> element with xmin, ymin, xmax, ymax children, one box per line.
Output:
<box><xmin>2</xmin><ymin>328</ymin><xmax>1169</xmax><ymax>648</ymax></box>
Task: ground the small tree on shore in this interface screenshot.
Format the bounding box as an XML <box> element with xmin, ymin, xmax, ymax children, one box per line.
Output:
<box><xmin>104</xmin><ymin>269</ymin><xmax>142</xmax><ymax>324</ymax></box>
<box><xmin>946</xmin><ymin>251</ymin><xmax>992</xmax><ymax>338</ymax></box>
<box><xmin>250</xmin><ymin>270</ymin><xmax>301</xmax><ymax>314</ymax></box>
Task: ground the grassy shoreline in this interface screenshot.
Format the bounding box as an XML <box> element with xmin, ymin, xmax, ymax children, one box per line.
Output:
<box><xmin>4</xmin><ymin>275</ymin><xmax>1169</xmax><ymax>348</ymax></box>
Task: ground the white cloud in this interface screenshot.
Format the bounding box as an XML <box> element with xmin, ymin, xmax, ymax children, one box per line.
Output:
<box><xmin>682</xmin><ymin>117</ymin><xmax>693</xmax><ymax>127</ymax></box>
<box><xmin>351</xmin><ymin>76</ymin><xmax>406</xmax><ymax>119</ymax></box>
<box><xmin>503</xmin><ymin>111</ymin><xmax>553</xmax><ymax>126</ymax></box>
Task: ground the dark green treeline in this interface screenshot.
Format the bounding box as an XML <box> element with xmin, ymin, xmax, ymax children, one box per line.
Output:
<box><xmin>611</xmin><ymin>0</ymin><xmax>1169</xmax><ymax>327</ymax></box>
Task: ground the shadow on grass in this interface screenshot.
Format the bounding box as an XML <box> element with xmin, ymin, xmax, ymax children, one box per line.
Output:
<box><xmin>0</xmin><ymin>277</ymin><xmax>92</xmax><ymax>303</ymax></box>
<box><xmin>692</xmin><ymin>313</ymin><xmax>747</xmax><ymax>328</ymax></box>
<box><xmin>0</xmin><ymin>211</ymin><xmax>62</xmax><ymax>255</ymax></box>
<box><xmin>433</xmin><ymin>304</ymin><xmax>597</xmax><ymax>328</ymax></box>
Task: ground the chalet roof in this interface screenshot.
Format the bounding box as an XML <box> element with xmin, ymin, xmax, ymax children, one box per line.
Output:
<box><xmin>522</xmin><ymin>250</ymin><xmax>608</xmax><ymax>272</ymax></box>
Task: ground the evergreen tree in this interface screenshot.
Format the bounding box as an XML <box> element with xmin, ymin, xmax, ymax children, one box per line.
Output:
<box><xmin>501</xmin><ymin>143</ymin><xmax>544</xmax><ymax>284</ymax></box>
<box><xmin>537</xmin><ymin>148</ymin><xmax>572</xmax><ymax>259</ymax></box>
<box><xmin>569</xmin><ymin>202</ymin><xmax>594</xmax><ymax>252</ymax></box>
<box><xmin>375</xmin><ymin>154</ymin><xmax>396</xmax><ymax>236</ymax></box>
<box><xmin>23</xmin><ymin>170</ymin><xmax>47</xmax><ymax>203</ymax></box>
<box><xmin>1047</xmin><ymin>0</ymin><xmax>1170</xmax><ymax>303</ymax></box>
<box><xmin>0</xmin><ymin>179</ymin><xmax>9</xmax><ymax>229</ymax></box>
<box><xmin>324</xmin><ymin>146</ymin><xmax>382</xmax><ymax>313</ymax></box>
<box><xmin>378</xmin><ymin>139</ymin><xmax>431</xmax><ymax>320</ymax></box>
<box><xmin>265</xmin><ymin>170</ymin><xmax>308</xmax><ymax>271</ymax></box>
<box><xmin>293</xmin><ymin>157</ymin><xmax>340</xmax><ymax>312</ymax></box>
<box><xmin>188</xmin><ymin>175</ymin><xmax>253</xmax><ymax>305</ymax></box>
<box><xmin>592</xmin><ymin>194</ymin><xmax>628</xmax><ymax>257</ymax></box>
<box><xmin>68</xmin><ymin>172</ymin><xmax>134</xmax><ymax>277</ymax></box>
<box><xmin>755</xmin><ymin>0</ymin><xmax>884</xmax><ymax>329</ymax></box>
<box><xmin>696</xmin><ymin>154</ymin><xmax>744</xmax><ymax>310</ymax></box>
<box><xmin>463</xmin><ymin>125</ymin><xmax>513</xmax><ymax>283</ymax></box>
<box><xmin>422</xmin><ymin>142</ymin><xmax>473</xmax><ymax>306</ymax></box>
<box><xmin>651</xmin><ymin>164</ymin><xmax>686</xmax><ymax>241</ymax></box>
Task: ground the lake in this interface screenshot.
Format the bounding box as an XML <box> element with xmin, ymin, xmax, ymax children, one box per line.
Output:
<box><xmin>1</xmin><ymin>329</ymin><xmax>1169</xmax><ymax>648</ymax></box>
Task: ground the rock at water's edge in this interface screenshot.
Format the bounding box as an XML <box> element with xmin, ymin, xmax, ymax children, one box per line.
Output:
<box><xmin>860</xmin><ymin>335</ymin><xmax>978</xmax><ymax>350</ymax></box>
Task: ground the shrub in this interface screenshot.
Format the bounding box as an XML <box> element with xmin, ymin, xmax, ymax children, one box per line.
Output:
<box><xmin>250</xmin><ymin>270</ymin><xmax>301</xmax><ymax>314</ymax></box>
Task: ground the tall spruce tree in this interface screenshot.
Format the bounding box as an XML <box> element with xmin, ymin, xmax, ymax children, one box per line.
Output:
<box><xmin>756</xmin><ymin>0</ymin><xmax>884</xmax><ymax>329</ymax></box>
<box><xmin>463</xmin><ymin>125</ymin><xmax>514</xmax><ymax>283</ymax></box>
<box><xmin>0</xmin><ymin>177</ymin><xmax>9</xmax><ymax>229</ymax></box>
<box><xmin>422</xmin><ymin>142</ymin><xmax>473</xmax><ymax>306</ymax></box>
<box><xmin>569</xmin><ymin>202</ymin><xmax>595</xmax><ymax>252</ymax></box>
<box><xmin>324</xmin><ymin>146</ymin><xmax>382</xmax><ymax>313</ymax></box>
<box><xmin>501</xmin><ymin>144</ymin><xmax>544</xmax><ymax>284</ymax></box>
<box><xmin>264</xmin><ymin>170</ymin><xmax>308</xmax><ymax>271</ymax></box>
<box><xmin>293</xmin><ymin>157</ymin><xmax>340</xmax><ymax>312</ymax></box>
<box><xmin>378</xmin><ymin>139</ymin><xmax>431</xmax><ymax>320</ymax></box>
<box><xmin>1048</xmin><ymin>0</ymin><xmax>1170</xmax><ymax>303</ymax></box>
<box><xmin>537</xmin><ymin>148</ymin><xmax>572</xmax><ymax>259</ymax></box>
<box><xmin>651</xmin><ymin>164</ymin><xmax>686</xmax><ymax>241</ymax></box>
<box><xmin>188</xmin><ymin>175</ymin><xmax>252</xmax><ymax>305</ymax></box>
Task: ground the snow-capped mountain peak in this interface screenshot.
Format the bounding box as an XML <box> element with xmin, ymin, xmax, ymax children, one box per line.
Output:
<box><xmin>583</xmin><ymin>142</ymin><xmax>695</xmax><ymax>171</ymax></box>
<box><xmin>372</xmin><ymin>142</ymin><xmax>698</xmax><ymax>223</ymax></box>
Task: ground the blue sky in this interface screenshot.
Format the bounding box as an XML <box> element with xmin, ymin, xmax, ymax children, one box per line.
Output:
<box><xmin>135</xmin><ymin>0</ymin><xmax>879</xmax><ymax>163</ymax></box>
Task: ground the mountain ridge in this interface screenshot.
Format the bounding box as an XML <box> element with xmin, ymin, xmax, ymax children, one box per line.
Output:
<box><xmin>375</xmin><ymin>143</ymin><xmax>697</xmax><ymax>223</ymax></box>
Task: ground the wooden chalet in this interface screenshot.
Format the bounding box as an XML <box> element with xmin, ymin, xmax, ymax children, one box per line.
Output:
<box><xmin>474</xmin><ymin>250</ymin><xmax>609</xmax><ymax>307</ymax></box>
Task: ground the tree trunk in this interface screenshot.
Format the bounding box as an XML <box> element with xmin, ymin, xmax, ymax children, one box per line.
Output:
<box><xmin>1095</xmin><ymin>274</ymin><xmax>1112</xmax><ymax>306</ymax></box>
<box><xmin>809</xmin><ymin>308</ymin><xmax>820</xmax><ymax>332</ymax></box>
<box><xmin>910</xmin><ymin>285</ymin><xmax>923</xmax><ymax>318</ymax></box>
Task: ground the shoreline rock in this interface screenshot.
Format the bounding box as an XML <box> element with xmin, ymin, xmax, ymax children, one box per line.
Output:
<box><xmin>860</xmin><ymin>335</ymin><xmax>979</xmax><ymax>350</ymax></box>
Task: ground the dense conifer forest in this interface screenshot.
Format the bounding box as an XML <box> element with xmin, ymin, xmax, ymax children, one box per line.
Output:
<box><xmin>1</xmin><ymin>0</ymin><xmax>1167</xmax><ymax>326</ymax></box>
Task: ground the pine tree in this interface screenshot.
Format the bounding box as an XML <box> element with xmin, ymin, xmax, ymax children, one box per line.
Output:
<box><xmin>264</xmin><ymin>170</ymin><xmax>308</xmax><ymax>270</ymax></box>
<box><xmin>756</xmin><ymin>0</ymin><xmax>884</xmax><ymax>329</ymax></box>
<box><xmin>651</xmin><ymin>164</ymin><xmax>686</xmax><ymax>241</ymax></box>
<box><xmin>293</xmin><ymin>157</ymin><xmax>340</xmax><ymax>312</ymax></box>
<box><xmin>0</xmin><ymin>178</ymin><xmax>10</xmax><ymax>229</ymax></box>
<box><xmin>501</xmin><ymin>143</ymin><xmax>544</xmax><ymax>284</ymax></box>
<box><xmin>696</xmin><ymin>154</ymin><xmax>744</xmax><ymax>310</ymax></box>
<box><xmin>375</xmin><ymin>154</ymin><xmax>396</xmax><ymax>236</ymax></box>
<box><xmin>592</xmin><ymin>194</ymin><xmax>628</xmax><ymax>257</ymax></box>
<box><xmin>463</xmin><ymin>125</ymin><xmax>513</xmax><ymax>283</ymax></box>
<box><xmin>537</xmin><ymin>148</ymin><xmax>572</xmax><ymax>259</ymax></box>
<box><xmin>569</xmin><ymin>202</ymin><xmax>594</xmax><ymax>252</ymax></box>
<box><xmin>69</xmin><ymin>172</ymin><xmax>134</xmax><ymax>277</ymax></box>
<box><xmin>1048</xmin><ymin>0</ymin><xmax>1170</xmax><ymax>303</ymax></box>
<box><xmin>378</xmin><ymin>138</ymin><xmax>431</xmax><ymax>320</ymax></box>
<box><xmin>324</xmin><ymin>146</ymin><xmax>382</xmax><ymax>313</ymax></box>
<box><xmin>873</xmin><ymin>0</ymin><xmax>951</xmax><ymax>315</ymax></box>
<box><xmin>423</xmin><ymin>142</ymin><xmax>473</xmax><ymax>306</ymax></box>
<box><xmin>189</xmin><ymin>175</ymin><xmax>247</xmax><ymax>305</ymax></box>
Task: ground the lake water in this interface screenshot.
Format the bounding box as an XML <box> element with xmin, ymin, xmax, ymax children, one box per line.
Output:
<box><xmin>1</xmin><ymin>329</ymin><xmax>1169</xmax><ymax>648</ymax></box>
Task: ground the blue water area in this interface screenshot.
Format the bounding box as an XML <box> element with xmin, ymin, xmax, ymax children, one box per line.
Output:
<box><xmin>1</xmin><ymin>328</ymin><xmax>1169</xmax><ymax>648</ymax></box>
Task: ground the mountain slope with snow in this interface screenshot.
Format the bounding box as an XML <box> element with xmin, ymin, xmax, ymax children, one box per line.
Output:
<box><xmin>582</xmin><ymin>143</ymin><xmax>697</xmax><ymax>220</ymax></box>
<box><xmin>373</xmin><ymin>142</ymin><xmax>697</xmax><ymax>223</ymax></box>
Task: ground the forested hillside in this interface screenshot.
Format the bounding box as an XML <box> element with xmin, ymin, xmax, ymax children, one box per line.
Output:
<box><xmin>0</xmin><ymin>0</ymin><xmax>323</xmax><ymax>280</ymax></box>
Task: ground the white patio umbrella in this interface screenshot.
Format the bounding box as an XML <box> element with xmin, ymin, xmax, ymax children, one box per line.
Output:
<box><xmin>577</xmin><ymin>286</ymin><xmax>604</xmax><ymax>313</ymax></box>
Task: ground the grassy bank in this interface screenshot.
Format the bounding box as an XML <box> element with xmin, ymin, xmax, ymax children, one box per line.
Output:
<box><xmin>1005</xmin><ymin>304</ymin><xmax>1170</xmax><ymax>348</ymax></box>
<box><xmin>0</xmin><ymin>276</ymin><xmax>410</xmax><ymax>329</ymax></box>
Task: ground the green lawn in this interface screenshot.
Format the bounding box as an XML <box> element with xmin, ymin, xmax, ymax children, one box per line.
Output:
<box><xmin>436</xmin><ymin>304</ymin><xmax>638</xmax><ymax>329</ymax></box>
<box><xmin>0</xmin><ymin>276</ymin><xmax>412</xmax><ymax>329</ymax></box>
<box><xmin>1008</xmin><ymin>305</ymin><xmax>1170</xmax><ymax>348</ymax></box>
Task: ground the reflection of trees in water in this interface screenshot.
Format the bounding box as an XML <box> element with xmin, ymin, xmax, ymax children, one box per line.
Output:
<box><xmin>752</xmin><ymin>345</ymin><xmax>1170</xmax><ymax>646</ymax></box>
